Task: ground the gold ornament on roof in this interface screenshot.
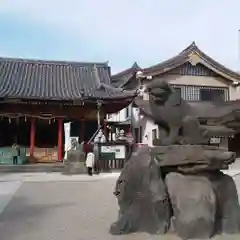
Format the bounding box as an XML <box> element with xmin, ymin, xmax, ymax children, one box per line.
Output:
<box><xmin>188</xmin><ymin>52</ymin><xmax>200</xmax><ymax>66</ymax></box>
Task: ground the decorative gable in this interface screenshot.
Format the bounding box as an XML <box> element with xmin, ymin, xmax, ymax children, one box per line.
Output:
<box><xmin>142</xmin><ymin>42</ymin><xmax>240</xmax><ymax>83</ymax></box>
<box><xmin>167</xmin><ymin>62</ymin><xmax>219</xmax><ymax>77</ymax></box>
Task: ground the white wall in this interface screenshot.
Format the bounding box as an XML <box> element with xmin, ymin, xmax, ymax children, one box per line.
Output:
<box><xmin>137</xmin><ymin>114</ymin><xmax>158</xmax><ymax>146</ymax></box>
<box><xmin>107</xmin><ymin>109</ymin><xmax>125</xmax><ymax>122</ymax></box>
<box><xmin>107</xmin><ymin>104</ymin><xmax>131</xmax><ymax>122</ymax></box>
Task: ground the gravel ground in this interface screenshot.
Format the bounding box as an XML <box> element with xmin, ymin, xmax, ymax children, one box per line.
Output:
<box><xmin>0</xmin><ymin>175</ymin><xmax>240</xmax><ymax>240</ymax></box>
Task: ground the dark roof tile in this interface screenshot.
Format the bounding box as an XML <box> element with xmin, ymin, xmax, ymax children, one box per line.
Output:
<box><xmin>0</xmin><ymin>58</ymin><xmax>136</xmax><ymax>101</ymax></box>
<box><xmin>111</xmin><ymin>62</ymin><xmax>141</xmax><ymax>88</ymax></box>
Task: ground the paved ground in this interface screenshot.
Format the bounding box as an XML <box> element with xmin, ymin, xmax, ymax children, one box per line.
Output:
<box><xmin>1</xmin><ymin>166</ymin><xmax>240</xmax><ymax>240</ymax></box>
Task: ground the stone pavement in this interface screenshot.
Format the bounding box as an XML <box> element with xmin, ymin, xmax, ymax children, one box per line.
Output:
<box><xmin>0</xmin><ymin>172</ymin><xmax>121</xmax><ymax>183</ymax></box>
<box><xmin>0</xmin><ymin>168</ymin><xmax>240</xmax><ymax>240</ymax></box>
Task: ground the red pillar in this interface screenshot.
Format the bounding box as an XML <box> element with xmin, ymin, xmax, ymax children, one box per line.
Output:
<box><xmin>57</xmin><ymin>118</ymin><xmax>63</xmax><ymax>161</ymax></box>
<box><xmin>30</xmin><ymin>118</ymin><xmax>35</xmax><ymax>157</ymax></box>
<box><xmin>80</xmin><ymin>119</ymin><xmax>85</xmax><ymax>142</ymax></box>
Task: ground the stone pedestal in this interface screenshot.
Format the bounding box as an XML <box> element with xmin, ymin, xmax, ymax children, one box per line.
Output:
<box><xmin>63</xmin><ymin>150</ymin><xmax>86</xmax><ymax>175</ymax></box>
<box><xmin>110</xmin><ymin>145</ymin><xmax>240</xmax><ymax>239</ymax></box>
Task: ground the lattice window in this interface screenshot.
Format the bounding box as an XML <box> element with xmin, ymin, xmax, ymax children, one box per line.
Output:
<box><xmin>174</xmin><ymin>87</ymin><xmax>182</xmax><ymax>99</ymax></box>
<box><xmin>169</xmin><ymin>63</ymin><xmax>218</xmax><ymax>77</ymax></box>
<box><xmin>199</xmin><ymin>88</ymin><xmax>225</xmax><ymax>102</ymax></box>
<box><xmin>172</xmin><ymin>85</ymin><xmax>229</xmax><ymax>102</ymax></box>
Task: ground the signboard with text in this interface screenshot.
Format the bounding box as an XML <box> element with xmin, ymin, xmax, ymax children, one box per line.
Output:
<box><xmin>101</xmin><ymin>145</ymin><xmax>126</xmax><ymax>159</ymax></box>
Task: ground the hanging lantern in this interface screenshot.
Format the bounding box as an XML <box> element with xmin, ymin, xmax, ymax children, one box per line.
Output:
<box><xmin>8</xmin><ymin>117</ymin><xmax>11</xmax><ymax>123</ymax></box>
<box><xmin>25</xmin><ymin>116</ymin><xmax>27</xmax><ymax>122</ymax></box>
<box><xmin>49</xmin><ymin>119</ymin><xmax>51</xmax><ymax>124</ymax></box>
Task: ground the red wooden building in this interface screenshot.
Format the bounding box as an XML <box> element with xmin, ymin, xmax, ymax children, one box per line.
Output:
<box><xmin>0</xmin><ymin>58</ymin><xmax>136</xmax><ymax>163</ymax></box>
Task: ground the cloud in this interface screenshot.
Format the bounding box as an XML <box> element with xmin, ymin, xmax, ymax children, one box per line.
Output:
<box><xmin>1</xmin><ymin>0</ymin><xmax>240</xmax><ymax>71</ymax></box>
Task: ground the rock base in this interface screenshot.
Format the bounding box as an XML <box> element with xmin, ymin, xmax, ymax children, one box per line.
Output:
<box><xmin>110</xmin><ymin>147</ymin><xmax>171</xmax><ymax>235</ymax></box>
<box><xmin>110</xmin><ymin>146</ymin><xmax>240</xmax><ymax>239</ymax></box>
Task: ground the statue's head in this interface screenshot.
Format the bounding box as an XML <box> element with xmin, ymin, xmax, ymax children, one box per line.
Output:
<box><xmin>146</xmin><ymin>80</ymin><xmax>181</xmax><ymax>105</ymax></box>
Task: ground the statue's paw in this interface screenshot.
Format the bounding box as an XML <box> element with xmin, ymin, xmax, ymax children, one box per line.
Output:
<box><xmin>109</xmin><ymin>218</ymin><xmax>132</xmax><ymax>235</ymax></box>
<box><xmin>110</xmin><ymin>222</ymin><xmax>123</xmax><ymax>235</ymax></box>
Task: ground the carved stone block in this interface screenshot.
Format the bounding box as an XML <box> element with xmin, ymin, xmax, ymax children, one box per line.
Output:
<box><xmin>63</xmin><ymin>150</ymin><xmax>86</xmax><ymax>175</ymax></box>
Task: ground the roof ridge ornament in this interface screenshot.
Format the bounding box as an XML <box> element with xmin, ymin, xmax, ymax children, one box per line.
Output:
<box><xmin>188</xmin><ymin>52</ymin><xmax>201</xmax><ymax>66</ymax></box>
<box><xmin>93</xmin><ymin>64</ymin><xmax>102</xmax><ymax>89</ymax></box>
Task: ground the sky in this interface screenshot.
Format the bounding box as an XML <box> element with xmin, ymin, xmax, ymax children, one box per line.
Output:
<box><xmin>1</xmin><ymin>0</ymin><xmax>240</xmax><ymax>73</ymax></box>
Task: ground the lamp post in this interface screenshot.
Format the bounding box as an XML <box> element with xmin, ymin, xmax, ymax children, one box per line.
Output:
<box><xmin>97</xmin><ymin>101</ymin><xmax>102</xmax><ymax>129</ymax></box>
<box><xmin>134</xmin><ymin>71</ymin><xmax>153</xmax><ymax>145</ymax></box>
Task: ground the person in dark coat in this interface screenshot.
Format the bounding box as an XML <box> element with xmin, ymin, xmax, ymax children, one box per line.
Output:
<box><xmin>12</xmin><ymin>143</ymin><xmax>20</xmax><ymax>165</ymax></box>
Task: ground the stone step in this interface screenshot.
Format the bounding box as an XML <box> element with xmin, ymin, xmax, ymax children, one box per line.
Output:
<box><xmin>0</xmin><ymin>163</ymin><xmax>64</xmax><ymax>173</ymax></box>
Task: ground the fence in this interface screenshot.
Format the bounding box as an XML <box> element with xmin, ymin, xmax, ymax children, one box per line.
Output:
<box><xmin>98</xmin><ymin>152</ymin><xmax>125</xmax><ymax>172</ymax></box>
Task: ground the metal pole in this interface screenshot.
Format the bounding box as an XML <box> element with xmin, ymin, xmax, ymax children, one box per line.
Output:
<box><xmin>97</xmin><ymin>101</ymin><xmax>101</xmax><ymax>129</ymax></box>
<box><xmin>238</xmin><ymin>30</ymin><xmax>240</xmax><ymax>71</ymax></box>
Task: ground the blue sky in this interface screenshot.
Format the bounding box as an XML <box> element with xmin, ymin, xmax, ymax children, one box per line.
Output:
<box><xmin>1</xmin><ymin>0</ymin><xmax>240</xmax><ymax>73</ymax></box>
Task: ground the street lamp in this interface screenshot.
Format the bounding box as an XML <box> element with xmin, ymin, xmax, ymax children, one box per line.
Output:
<box><xmin>136</xmin><ymin>71</ymin><xmax>152</xmax><ymax>94</ymax></box>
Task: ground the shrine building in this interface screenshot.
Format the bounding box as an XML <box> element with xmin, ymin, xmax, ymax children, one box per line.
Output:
<box><xmin>0</xmin><ymin>58</ymin><xmax>136</xmax><ymax>164</ymax></box>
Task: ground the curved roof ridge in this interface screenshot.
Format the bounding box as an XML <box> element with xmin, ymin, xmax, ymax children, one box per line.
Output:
<box><xmin>0</xmin><ymin>56</ymin><xmax>109</xmax><ymax>67</ymax></box>
<box><xmin>100</xmin><ymin>82</ymin><xmax>136</xmax><ymax>93</ymax></box>
<box><xmin>142</xmin><ymin>41</ymin><xmax>240</xmax><ymax>81</ymax></box>
<box><xmin>112</xmin><ymin>62</ymin><xmax>141</xmax><ymax>77</ymax></box>
<box><xmin>111</xmin><ymin>62</ymin><xmax>142</xmax><ymax>88</ymax></box>
<box><xmin>93</xmin><ymin>64</ymin><xmax>102</xmax><ymax>88</ymax></box>
<box><xmin>190</xmin><ymin>45</ymin><xmax>240</xmax><ymax>79</ymax></box>
<box><xmin>178</xmin><ymin>41</ymin><xmax>197</xmax><ymax>55</ymax></box>
<box><xmin>142</xmin><ymin>44</ymin><xmax>192</xmax><ymax>73</ymax></box>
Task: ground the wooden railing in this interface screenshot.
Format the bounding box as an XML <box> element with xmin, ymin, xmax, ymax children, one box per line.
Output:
<box><xmin>26</xmin><ymin>147</ymin><xmax>58</xmax><ymax>163</ymax></box>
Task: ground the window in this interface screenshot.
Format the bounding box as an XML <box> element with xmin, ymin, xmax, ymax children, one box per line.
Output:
<box><xmin>134</xmin><ymin>127</ymin><xmax>143</xmax><ymax>143</ymax></box>
<box><xmin>171</xmin><ymin>84</ymin><xmax>229</xmax><ymax>102</ymax></box>
<box><xmin>125</xmin><ymin>106</ymin><xmax>129</xmax><ymax>118</ymax></box>
<box><xmin>200</xmin><ymin>88</ymin><xmax>225</xmax><ymax>102</ymax></box>
<box><xmin>134</xmin><ymin>128</ymin><xmax>139</xmax><ymax>143</ymax></box>
<box><xmin>152</xmin><ymin>129</ymin><xmax>157</xmax><ymax>141</ymax></box>
<box><xmin>139</xmin><ymin>126</ymin><xmax>143</xmax><ymax>143</ymax></box>
<box><xmin>174</xmin><ymin>87</ymin><xmax>181</xmax><ymax>99</ymax></box>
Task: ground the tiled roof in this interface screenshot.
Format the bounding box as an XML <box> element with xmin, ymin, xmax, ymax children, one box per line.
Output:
<box><xmin>143</xmin><ymin>41</ymin><xmax>240</xmax><ymax>82</ymax></box>
<box><xmin>0</xmin><ymin>57</ymin><xmax>136</xmax><ymax>101</ymax></box>
<box><xmin>111</xmin><ymin>62</ymin><xmax>141</xmax><ymax>88</ymax></box>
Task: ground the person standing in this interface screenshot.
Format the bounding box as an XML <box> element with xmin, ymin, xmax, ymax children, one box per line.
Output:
<box><xmin>85</xmin><ymin>150</ymin><xmax>95</xmax><ymax>176</ymax></box>
<box><xmin>93</xmin><ymin>143</ymin><xmax>100</xmax><ymax>174</ymax></box>
<box><xmin>12</xmin><ymin>143</ymin><xmax>20</xmax><ymax>165</ymax></box>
